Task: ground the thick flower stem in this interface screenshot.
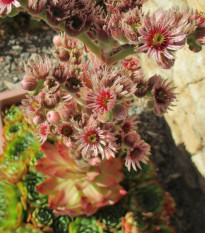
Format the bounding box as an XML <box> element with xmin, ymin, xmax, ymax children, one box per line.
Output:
<box><xmin>105</xmin><ymin>45</ymin><xmax>136</xmax><ymax>65</ymax></box>
<box><xmin>18</xmin><ymin>0</ymin><xmax>136</xmax><ymax>64</ymax></box>
<box><xmin>69</xmin><ymin>92</ymin><xmax>86</xmax><ymax>107</ymax></box>
<box><xmin>77</xmin><ymin>33</ymin><xmax>102</xmax><ymax>58</ymax></box>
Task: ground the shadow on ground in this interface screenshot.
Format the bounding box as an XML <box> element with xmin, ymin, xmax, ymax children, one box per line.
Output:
<box><xmin>138</xmin><ymin>111</ymin><xmax>205</xmax><ymax>233</ymax></box>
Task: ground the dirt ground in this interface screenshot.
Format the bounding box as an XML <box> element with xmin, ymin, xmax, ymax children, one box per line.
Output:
<box><xmin>0</xmin><ymin>13</ymin><xmax>205</xmax><ymax>233</ymax></box>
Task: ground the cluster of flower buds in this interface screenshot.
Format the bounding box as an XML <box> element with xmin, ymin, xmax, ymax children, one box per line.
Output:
<box><xmin>2</xmin><ymin>1</ymin><xmax>205</xmax><ymax>68</ymax></box>
<box><xmin>103</xmin><ymin>2</ymin><xmax>205</xmax><ymax>68</ymax></box>
<box><xmin>21</xmin><ymin>33</ymin><xmax>177</xmax><ymax>171</ymax></box>
<box><xmin>1</xmin><ymin>0</ymin><xmax>95</xmax><ymax>35</ymax></box>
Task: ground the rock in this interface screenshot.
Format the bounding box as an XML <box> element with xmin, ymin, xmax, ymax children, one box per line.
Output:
<box><xmin>8</xmin><ymin>39</ymin><xmax>16</xmax><ymax>46</ymax></box>
<box><xmin>140</xmin><ymin>0</ymin><xmax>205</xmax><ymax>178</ymax></box>
<box><xmin>21</xmin><ymin>52</ymin><xmax>30</xmax><ymax>58</ymax></box>
<box><xmin>187</xmin><ymin>0</ymin><xmax>205</xmax><ymax>10</ymax></box>
<box><xmin>13</xmin><ymin>77</ymin><xmax>19</xmax><ymax>83</ymax></box>
<box><xmin>11</xmin><ymin>45</ymin><xmax>23</xmax><ymax>52</ymax></box>
<box><xmin>192</xmin><ymin>149</ymin><xmax>205</xmax><ymax>178</ymax></box>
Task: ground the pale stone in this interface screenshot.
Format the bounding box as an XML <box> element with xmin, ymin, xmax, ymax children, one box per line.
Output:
<box><xmin>142</xmin><ymin>0</ymin><xmax>188</xmax><ymax>12</ymax></box>
<box><xmin>140</xmin><ymin>0</ymin><xmax>205</xmax><ymax>177</ymax></box>
<box><xmin>192</xmin><ymin>149</ymin><xmax>205</xmax><ymax>177</ymax></box>
<box><xmin>186</xmin><ymin>0</ymin><xmax>205</xmax><ymax>11</ymax></box>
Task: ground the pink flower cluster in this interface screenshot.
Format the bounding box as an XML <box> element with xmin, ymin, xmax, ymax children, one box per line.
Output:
<box><xmin>21</xmin><ymin>33</ymin><xmax>177</xmax><ymax>172</ymax></box>
<box><xmin>2</xmin><ymin>1</ymin><xmax>205</xmax><ymax>67</ymax></box>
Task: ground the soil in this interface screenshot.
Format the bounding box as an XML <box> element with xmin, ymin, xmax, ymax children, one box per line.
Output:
<box><xmin>0</xmin><ymin>13</ymin><xmax>205</xmax><ymax>233</ymax></box>
<box><xmin>138</xmin><ymin>111</ymin><xmax>205</xmax><ymax>233</ymax></box>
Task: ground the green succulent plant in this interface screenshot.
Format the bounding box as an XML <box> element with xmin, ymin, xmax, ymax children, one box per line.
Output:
<box><xmin>3</xmin><ymin>105</ymin><xmax>23</xmax><ymax>122</ymax></box>
<box><xmin>29</xmin><ymin>151</ymin><xmax>45</xmax><ymax>166</ymax></box>
<box><xmin>52</xmin><ymin>215</ymin><xmax>72</xmax><ymax>233</ymax></box>
<box><xmin>135</xmin><ymin>181</ymin><xmax>164</xmax><ymax>213</ymax></box>
<box><xmin>69</xmin><ymin>217</ymin><xmax>104</xmax><ymax>233</ymax></box>
<box><xmin>4</xmin><ymin>122</ymin><xmax>28</xmax><ymax>140</ymax></box>
<box><xmin>0</xmin><ymin>158</ymin><xmax>27</xmax><ymax>183</ymax></box>
<box><xmin>31</xmin><ymin>207</ymin><xmax>54</xmax><ymax>228</ymax></box>
<box><xmin>12</xmin><ymin>224</ymin><xmax>44</xmax><ymax>233</ymax></box>
<box><xmin>0</xmin><ymin>179</ymin><xmax>24</xmax><ymax>232</ymax></box>
<box><xmin>24</xmin><ymin>173</ymin><xmax>47</xmax><ymax>207</ymax></box>
<box><xmin>95</xmin><ymin>203</ymin><xmax>125</xmax><ymax>232</ymax></box>
<box><xmin>4</xmin><ymin>132</ymin><xmax>39</xmax><ymax>160</ymax></box>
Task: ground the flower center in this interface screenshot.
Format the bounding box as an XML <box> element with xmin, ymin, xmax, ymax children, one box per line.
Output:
<box><xmin>122</xmin><ymin>122</ymin><xmax>131</xmax><ymax>133</ymax></box>
<box><xmin>61</xmin><ymin>125</ymin><xmax>73</xmax><ymax>137</ymax></box>
<box><xmin>31</xmin><ymin>100</ymin><xmax>40</xmax><ymax>111</ymax></box>
<box><xmin>66</xmin><ymin>77</ymin><xmax>81</xmax><ymax>93</ymax></box>
<box><xmin>156</xmin><ymin>89</ymin><xmax>166</xmax><ymax>103</ymax></box>
<box><xmin>87</xmin><ymin>133</ymin><xmax>98</xmax><ymax>143</ymax></box>
<box><xmin>97</xmin><ymin>91</ymin><xmax>111</xmax><ymax>111</ymax></box>
<box><xmin>131</xmin><ymin>147</ymin><xmax>141</xmax><ymax>158</ymax></box>
<box><xmin>48</xmin><ymin>80</ymin><xmax>56</xmax><ymax>89</ymax></box>
<box><xmin>131</xmin><ymin>22</ymin><xmax>141</xmax><ymax>31</ymax></box>
<box><xmin>152</xmin><ymin>32</ymin><xmax>165</xmax><ymax>46</ymax></box>
<box><xmin>137</xmin><ymin>83</ymin><xmax>145</xmax><ymax>90</ymax></box>
<box><xmin>2</xmin><ymin>0</ymin><xmax>14</xmax><ymax>4</ymax></box>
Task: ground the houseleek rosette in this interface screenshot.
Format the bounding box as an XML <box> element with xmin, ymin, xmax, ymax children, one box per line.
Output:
<box><xmin>134</xmin><ymin>181</ymin><xmax>164</xmax><ymax>214</ymax></box>
<box><xmin>0</xmin><ymin>158</ymin><xmax>27</xmax><ymax>183</ymax></box>
<box><xmin>95</xmin><ymin>203</ymin><xmax>126</xmax><ymax>232</ymax></box>
<box><xmin>52</xmin><ymin>215</ymin><xmax>72</xmax><ymax>233</ymax></box>
<box><xmin>24</xmin><ymin>173</ymin><xmax>47</xmax><ymax>207</ymax></box>
<box><xmin>3</xmin><ymin>121</ymin><xmax>28</xmax><ymax>141</ymax></box>
<box><xmin>0</xmin><ymin>179</ymin><xmax>24</xmax><ymax>232</ymax></box>
<box><xmin>121</xmin><ymin>212</ymin><xmax>139</xmax><ymax>233</ymax></box>
<box><xmin>31</xmin><ymin>207</ymin><xmax>54</xmax><ymax>228</ymax></box>
<box><xmin>3</xmin><ymin>105</ymin><xmax>23</xmax><ymax>123</ymax></box>
<box><xmin>36</xmin><ymin>142</ymin><xmax>126</xmax><ymax>217</ymax></box>
<box><xmin>4</xmin><ymin>132</ymin><xmax>39</xmax><ymax>160</ymax></box>
<box><xmin>12</xmin><ymin>224</ymin><xmax>44</xmax><ymax>233</ymax></box>
<box><xmin>69</xmin><ymin>217</ymin><xmax>104</xmax><ymax>233</ymax></box>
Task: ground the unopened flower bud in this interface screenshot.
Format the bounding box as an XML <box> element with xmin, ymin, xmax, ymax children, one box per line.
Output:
<box><xmin>33</xmin><ymin>112</ymin><xmax>45</xmax><ymax>125</ymax></box>
<box><xmin>53</xmin><ymin>35</ymin><xmax>63</xmax><ymax>47</ymax></box>
<box><xmin>44</xmin><ymin>92</ymin><xmax>60</xmax><ymax>109</ymax></box>
<box><xmin>47</xmin><ymin>111</ymin><xmax>60</xmax><ymax>124</ymax></box>
<box><xmin>27</xmin><ymin>0</ymin><xmax>47</xmax><ymax>15</ymax></box>
<box><xmin>54</xmin><ymin>48</ymin><xmax>70</xmax><ymax>62</ymax></box>
<box><xmin>134</xmin><ymin>79</ymin><xmax>149</xmax><ymax>98</ymax></box>
<box><xmin>113</xmin><ymin>104</ymin><xmax>128</xmax><ymax>120</ymax></box>
<box><xmin>124</xmin><ymin>132</ymin><xmax>140</xmax><ymax>147</ymax></box>
<box><xmin>20</xmin><ymin>75</ymin><xmax>37</xmax><ymax>91</ymax></box>
<box><xmin>58</xmin><ymin>104</ymin><xmax>73</xmax><ymax>121</ymax></box>
<box><xmin>38</xmin><ymin>92</ymin><xmax>46</xmax><ymax>99</ymax></box>
<box><xmin>52</xmin><ymin>64</ymin><xmax>68</xmax><ymax>84</ymax></box>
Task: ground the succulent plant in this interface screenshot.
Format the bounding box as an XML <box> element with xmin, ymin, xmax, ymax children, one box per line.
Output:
<box><xmin>95</xmin><ymin>203</ymin><xmax>126</xmax><ymax>232</ymax></box>
<box><xmin>3</xmin><ymin>105</ymin><xmax>23</xmax><ymax>123</ymax></box>
<box><xmin>52</xmin><ymin>215</ymin><xmax>72</xmax><ymax>233</ymax></box>
<box><xmin>69</xmin><ymin>216</ymin><xmax>104</xmax><ymax>233</ymax></box>
<box><xmin>12</xmin><ymin>224</ymin><xmax>44</xmax><ymax>233</ymax></box>
<box><xmin>29</xmin><ymin>151</ymin><xmax>45</xmax><ymax>166</ymax></box>
<box><xmin>36</xmin><ymin>142</ymin><xmax>126</xmax><ymax>217</ymax></box>
<box><xmin>134</xmin><ymin>181</ymin><xmax>164</xmax><ymax>214</ymax></box>
<box><xmin>24</xmin><ymin>173</ymin><xmax>47</xmax><ymax>207</ymax></box>
<box><xmin>0</xmin><ymin>158</ymin><xmax>27</xmax><ymax>183</ymax></box>
<box><xmin>3</xmin><ymin>121</ymin><xmax>28</xmax><ymax>141</ymax></box>
<box><xmin>121</xmin><ymin>212</ymin><xmax>139</xmax><ymax>233</ymax></box>
<box><xmin>4</xmin><ymin>132</ymin><xmax>38</xmax><ymax>160</ymax></box>
<box><xmin>0</xmin><ymin>179</ymin><xmax>24</xmax><ymax>232</ymax></box>
<box><xmin>31</xmin><ymin>207</ymin><xmax>54</xmax><ymax>228</ymax></box>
